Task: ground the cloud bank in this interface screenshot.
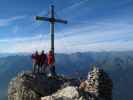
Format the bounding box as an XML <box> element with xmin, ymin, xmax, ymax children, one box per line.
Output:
<box><xmin>0</xmin><ymin>0</ymin><xmax>133</xmax><ymax>53</ymax></box>
<box><xmin>0</xmin><ymin>20</ymin><xmax>133</xmax><ymax>53</ymax></box>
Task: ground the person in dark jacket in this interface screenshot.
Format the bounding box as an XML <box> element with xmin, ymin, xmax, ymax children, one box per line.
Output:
<box><xmin>31</xmin><ymin>51</ymin><xmax>39</xmax><ymax>73</ymax></box>
<box><xmin>40</xmin><ymin>50</ymin><xmax>47</xmax><ymax>73</ymax></box>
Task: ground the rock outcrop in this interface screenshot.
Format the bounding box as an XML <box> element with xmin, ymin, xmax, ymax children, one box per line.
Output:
<box><xmin>8</xmin><ymin>71</ymin><xmax>80</xmax><ymax>100</ymax></box>
<box><xmin>8</xmin><ymin>67</ymin><xmax>112</xmax><ymax>100</ymax></box>
<box><xmin>79</xmin><ymin>67</ymin><xmax>113</xmax><ymax>100</ymax></box>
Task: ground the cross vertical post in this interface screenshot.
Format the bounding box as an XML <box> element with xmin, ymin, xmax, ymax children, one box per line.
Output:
<box><xmin>51</xmin><ymin>5</ymin><xmax>55</xmax><ymax>55</ymax></box>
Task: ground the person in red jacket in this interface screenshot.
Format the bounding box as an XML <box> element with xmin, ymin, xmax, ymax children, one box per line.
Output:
<box><xmin>48</xmin><ymin>50</ymin><xmax>54</xmax><ymax>65</ymax></box>
<box><xmin>47</xmin><ymin>50</ymin><xmax>56</xmax><ymax>76</ymax></box>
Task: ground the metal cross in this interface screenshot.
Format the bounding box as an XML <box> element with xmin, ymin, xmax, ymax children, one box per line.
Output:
<box><xmin>36</xmin><ymin>5</ymin><xmax>67</xmax><ymax>56</ymax></box>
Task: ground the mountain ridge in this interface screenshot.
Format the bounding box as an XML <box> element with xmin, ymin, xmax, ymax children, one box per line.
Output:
<box><xmin>0</xmin><ymin>51</ymin><xmax>133</xmax><ymax>100</ymax></box>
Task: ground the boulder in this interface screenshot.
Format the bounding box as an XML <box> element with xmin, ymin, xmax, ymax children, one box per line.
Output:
<box><xmin>41</xmin><ymin>86</ymin><xmax>79</xmax><ymax>100</ymax></box>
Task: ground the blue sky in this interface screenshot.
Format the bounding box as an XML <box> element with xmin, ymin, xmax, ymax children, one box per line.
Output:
<box><xmin>0</xmin><ymin>0</ymin><xmax>133</xmax><ymax>53</ymax></box>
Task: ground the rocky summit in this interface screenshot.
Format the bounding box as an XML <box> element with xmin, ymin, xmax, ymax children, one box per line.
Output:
<box><xmin>8</xmin><ymin>67</ymin><xmax>113</xmax><ymax>100</ymax></box>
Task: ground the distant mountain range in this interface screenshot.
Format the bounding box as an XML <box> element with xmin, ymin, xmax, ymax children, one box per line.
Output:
<box><xmin>0</xmin><ymin>51</ymin><xmax>133</xmax><ymax>100</ymax></box>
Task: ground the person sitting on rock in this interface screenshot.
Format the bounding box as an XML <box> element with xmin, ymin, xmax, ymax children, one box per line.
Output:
<box><xmin>31</xmin><ymin>51</ymin><xmax>39</xmax><ymax>73</ymax></box>
<box><xmin>39</xmin><ymin>50</ymin><xmax>47</xmax><ymax>73</ymax></box>
<box><xmin>47</xmin><ymin>50</ymin><xmax>56</xmax><ymax>76</ymax></box>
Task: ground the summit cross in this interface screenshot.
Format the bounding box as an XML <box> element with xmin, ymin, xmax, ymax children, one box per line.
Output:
<box><xmin>36</xmin><ymin>5</ymin><xmax>67</xmax><ymax>56</ymax></box>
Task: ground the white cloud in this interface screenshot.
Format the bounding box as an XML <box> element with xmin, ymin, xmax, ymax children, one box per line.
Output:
<box><xmin>0</xmin><ymin>34</ymin><xmax>47</xmax><ymax>43</ymax></box>
<box><xmin>0</xmin><ymin>15</ymin><xmax>26</xmax><ymax>27</ymax></box>
<box><xmin>0</xmin><ymin>19</ymin><xmax>133</xmax><ymax>53</ymax></box>
<box><xmin>59</xmin><ymin>0</ymin><xmax>89</xmax><ymax>14</ymax></box>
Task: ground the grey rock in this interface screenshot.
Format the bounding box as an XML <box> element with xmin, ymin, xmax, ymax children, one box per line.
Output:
<box><xmin>8</xmin><ymin>67</ymin><xmax>112</xmax><ymax>100</ymax></box>
<box><xmin>85</xmin><ymin>67</ymin><xmax>113</xmax><ymax>100</ymax></box>
<box><xmin>8</xmin><ymin>71</ymin><xmax>80</xmax><ymax>100</ymax></box>
<box><xmin>41</xmin><ymin>86</ymin><xmax>79</xmax><ymax>100</ymax></box>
